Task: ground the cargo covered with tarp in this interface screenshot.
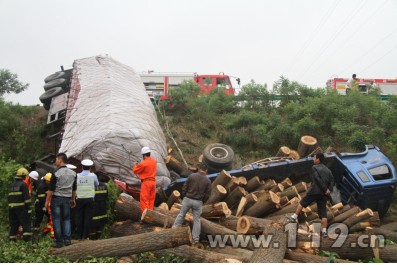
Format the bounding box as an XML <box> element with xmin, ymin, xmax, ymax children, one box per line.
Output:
<box><xmin>59</xmin><ymin>55</ymin><xmax>170</xmax><ymax>188</ymax></box>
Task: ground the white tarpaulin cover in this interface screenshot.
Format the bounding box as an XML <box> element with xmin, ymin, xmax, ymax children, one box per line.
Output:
<box><xmin>59</xmin><ymin>55</ymin><xmax>170</xmax><ymax>187</ymax></box>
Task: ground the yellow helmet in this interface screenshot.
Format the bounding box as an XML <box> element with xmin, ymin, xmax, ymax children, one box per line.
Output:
<box><xmin>16</xmin><ymin>168</ymin><xmax>29</xmax><ymax>177</ymax></box>
<box><xmin>44</xmin><ymin>173</ymin><xmax>52</xmax><ymax>182</ymax></box>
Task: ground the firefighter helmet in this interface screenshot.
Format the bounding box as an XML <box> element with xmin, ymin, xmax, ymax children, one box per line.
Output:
<box><xmin>16</xmin><ymin>168</ymin><xmax>29</xmax><ymax>177</ymax></box>
<box><xmin>44</xmin><ymin>173</ymin><xmax>52</xmax><ymax>182</ymax></box>
<box><xmin>141</xmin><ymin>146</ymin><xmax>151</xmax><ymax>155</ymax></box>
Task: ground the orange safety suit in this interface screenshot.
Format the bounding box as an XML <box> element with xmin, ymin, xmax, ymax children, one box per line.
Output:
<box><xmin>132</xmin><ymin>156</ymin><xmax>157</xmax><ymax>213</ymax></box>
<box><xmin>23</xmin><ymin>177</ymin><xmax>33</xmax><ymax>196</ymax></box>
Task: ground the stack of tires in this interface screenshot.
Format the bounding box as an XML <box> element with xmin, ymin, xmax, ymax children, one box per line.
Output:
<box><xmin>202</xmin><ymin>143</ymin><xmax>234</xmax><ymax>174</ymax></box>
<box><xmin>39</xmin><ymin>69</ymin><xmax>72</xmax><ymax>110</ymax></box>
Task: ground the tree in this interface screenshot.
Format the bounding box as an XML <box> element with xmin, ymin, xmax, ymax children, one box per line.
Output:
<box><xmin>0</xmin><ymin>69</ymin><xmax>29</xmax><ymax>97</ymax></box>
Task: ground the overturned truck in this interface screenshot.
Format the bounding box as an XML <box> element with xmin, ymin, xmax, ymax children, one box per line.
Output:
<box><xmin>34</xmin><ymin>55</ymin><xmax>171</xmax><ymax>188</ymax></box>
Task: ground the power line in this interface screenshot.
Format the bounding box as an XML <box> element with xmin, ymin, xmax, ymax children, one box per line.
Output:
<box><xmin>340</xmin><ymin>26</ymin><xmax>397</xmax><ymax>73</ymax></box>
<box><xmin>310</xmin><ymin>0</ymin><xmax>389</xmax><ymax>77</ymax></box>
<box><xmin>297</xmin><ymin>0</ymin><xmax>368</xmax><ymax>81</ymax></box>
<box><xmin>284</xmin><ymin>0</ymin><xmax>342</xmax><ymax>76</ymax></box>
<box><xmin>358</xmin><ymin>44</ymin><xmax>397</xmax><ymax>74</ymax></box>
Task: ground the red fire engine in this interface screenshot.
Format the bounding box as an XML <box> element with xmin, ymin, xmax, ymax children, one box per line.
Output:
<box><xmin>326</xmin><ymin>77</ymin><xmax>397</xmax><ymax>96</ymax></box>
<box><xmin>139</xmin><ymin>72</ymin><xmax>239</xmax><ymax>101</ymax></box>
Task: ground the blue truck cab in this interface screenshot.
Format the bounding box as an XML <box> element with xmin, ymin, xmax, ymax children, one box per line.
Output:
<box><xmin>163</xmin><ymin>145</ymin><xmax>396</xmax><ymax>217</ymax></box>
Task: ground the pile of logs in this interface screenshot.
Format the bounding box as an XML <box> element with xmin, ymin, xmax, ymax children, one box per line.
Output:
<box><xmin>48</xmin><ymin>136</ymin><xmax>397</xmax><ymax>262</ymax></box>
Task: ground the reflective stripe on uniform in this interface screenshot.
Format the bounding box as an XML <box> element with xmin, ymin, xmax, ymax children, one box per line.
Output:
<box><xmin>95</xmin><ymin>190</ymin><xmax>107</xmax><ymax>194</ymax></box>
<box><xmin>25</xmin><ymin>199</ymin><xmax>31</xmax><ymax>203</ymax></box>
<box><xmin>92</xmin><ymin>214</ymin><xmax>107</xmax><ymax>220</ymax></box>
<box><xmin>8</xmin><ymin>192</ymin><xmax>23</xmax><ymax>196</ymax></box>
<box><xmin>9</xmin><ymin>235</ymin><xmax>17</xmax><ymax>239</ymax></box>
<box><xmin>23</xmin><ymin>232</ymin><xmax>33</xmax><ymax>236</ymax></box>
<box><xmin>8</xmin><ymin>202</ymin><xmax>25</xmax><ymax>207</ymax></box>
<box><xmin>37</xmin><ymin>194</ymin><xmax>46</xmax><ymax>198</ymax></box>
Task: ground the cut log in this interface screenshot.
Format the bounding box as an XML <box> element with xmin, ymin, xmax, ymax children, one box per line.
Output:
<box><xmin>268</xmin><ymin>197</ymin><xmax>300</xmax><ymax>217</ymax></box>
<box><xmin>244</xmin><ymin>193</ymin><xmax>258</xmax><ymax>211</ymax></box>
<box><xmin>201</xmin><ymin>202</ymin><xmax>231</xmax><ymax>219</ymax></box>
<box><xmin>367</xmin><ymin>211</ymin><xmax>380</xmax><ymax>227</ymax></box>
<box><xmin>110</xmin><ymin>220</ymin><xmax>164</xmax><ymax>237</ymax></box>
<box><xmin>349</xmin><ymin>221</ymin><xmax>372</xmax><ymax>232</ymax></box>
<box><xmin>289</xmin><ymin>150</ymin><xmax>300</xmax><ymax>160</ymax></box>
<box><xmin>279</xmin><ymin>196</ymin><xmax>289</xmax><ymax>207</ymax></box>
<box><xmin>378</xmin><ymin>245</ymin><xmax>397</xmax><ymax>262</ymax></box>
<box><xmin>114</xmin><ymin>193</ymin><xmax>143</xmax><ymax>221</ymax></box>
<box><xmin>208</xmin><ymin>245</ymin><xmax>253</xmax><ymax>261</ymax></box>
<box><xmin>244</xmin><ymin>191</ymin><xmax>280</xmax><ymax>217</ymax></box>
<box><xmin>224</xmin><ymin>186</ymin><xmax>247</xmax><ymax>210</ymax></box>
<box><xmin>226</xmin><ymin>176</ymin><xmax>240</xmax><ymax>192</ymax></box>
<box><xmin>280</xmin><ymin>177</ymin><xmax>293</xmax><ymax>188</ymax></box>
<box><xmin>249</xmin><ymin>224</ymin><xmax>287</xmax><ymax>263</ymax></box>
<box><xmin>235</xmin><ymin>196</ymin><xmax>247</xmax><ymax>217</ymax></box>
<box><xmin>343</xmin><ymin>208</ymin><xmax>373</xmax><ymax>228</ymax></box>
<box><xmin>245</xmin><ymin>176</ymin><xmax>261</xmax><ymax>192</ymax></box>
<box><xmin>297</xmin><ymin>135</ymin><xmax>318</xmax><ymax>158</ymax></box>
<box><xmin>253</xmin><ymin>190</ymin><xmax>269</xmax><ymax>201</ymax></box>
<box><xmin>330</xmin><ymin>202</ymin><xmax>344</xmax><ymax>212</ymax></box>
<box><xmin>142</xmin><ymin>208</ymin><xmax>179</xmax><ymax>228</ymax></box>
<box><xmin>366</xmin><ymin>227</ymin><xmax>397</xmax><ymax>242</ymax></box>
<box><xmin>338</xmin><ymin>204</ymin><xmax>352</xmax><ymax>214</ymax></box>
<box><xmin>153</xmin><ymin>245</ymin><xmax>248</xmax><ymax>263</ymax></box>
<box><xmin>218</xmin><ymin>216</ymin><xmax>239</xmax><ymax>231</ymax></box>
<box><xmin>166</xmin><ymin>190</ymin><xmax>181</xmax><ymax>209</ymax></box>
<box><xmin>49</xmin><ymin>226</ymin><xmax>192</xmax><ymax>261</ymax></box>
<box><xmin>276</xmin><ymin>146</ymin><xmax>291</xmax><ymax>157</ymax></box>
<box><xmin>294</xmin><ymin>182</ymin><xmax>308</xmax><ymax>193</ymax></box>
<box><xmin>330</xmin><ymin>206</ymin><xmax>361</xmax><ymax>224</ymax></box>
<box><xmin>285</xmin><ymin>249</ymin><xmax>356</xmax><ymax>263</ymax></box>
<box><xmin>206</xmin><ymin>185</ymin><xmax>228</xmax><ymax>204</ymax></box>
<box><xmin>238</xmin><ymin>176</ymin><xmax>247</xmax><ymax>187</ymax></box>
<box><xmin>278</xmin><ymin>186</ymin><xmax>299</xmax><ymax>200</ymax></box>
<box><xmin>237</xmin><ymin>216</ymin><xmax>274</xmax><ymax>235</ymax></box>
<box><xmin>270</xmin><ymin>183</ymin><xmax>285</xmax><ymax>193</ymax></box>
<box><xmin>165</xmin><ymin>155</ymin><xmax>185</xmax><ymax>174</ymax></box>
<box><xmin>211</xmin><ymin>170</ymin><xmax>232</xmax><ymax>189</ymax></box>
<box><xmin>259</xmin><ymin>179</ymin><xmax>277</xmax><ymax>191</ymax></box>
<box><xmin>158</xmin><ymin>202</ymin><xmax>169</xmax><ymax>211</ymax></box>
<box><xmin>380</xmin><ymin>221</ymin><xmax>397</xmax><ymax>232</ymax></box>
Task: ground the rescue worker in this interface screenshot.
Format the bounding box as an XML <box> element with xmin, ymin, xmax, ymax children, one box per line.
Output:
<box><xmin>75</xmin><ymin>159</ymin><xmax>98</xmax><ymax>240</ymax></box>
<box><xmin>34</xmin><ymin>173</ymin><xmax>54</xmax><ymax>238</ymax></box>
<box><xmin>132</xmin><ymin>146</ymin><xmax>157</xmax><ymax>213</ymax></box>
<box><xmin>346</xmin><ymin>74</ymin><xmax>358</xmax><ymax>94</ymax></box>
<box><xmin>89</xmin><ymin>179</ymin><xmax>108</xmax><ymax>240</ymax></box>
<box><xmin>25</xmin><ymin>170</ymin><xmax>39</xmax><ymax>197</ymax></box>
<box><xmin>8</xmin><ymin>168</ymin><xmax>32</xmax><ymax>241</ymax></box>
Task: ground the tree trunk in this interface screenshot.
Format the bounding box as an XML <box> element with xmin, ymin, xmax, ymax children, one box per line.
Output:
<box><xmin>244</xmin><ymin>191</ymin><xmax>280</xmax><ymax>217</ymax></box>
<box><xmin>294</xmin><ymin>182</ymin><xmax>308</xmax><ymax>193</ymax></box>
<box><xmin>226</xmin><ymin>176</ymin><xmax>240</xmax><ymax>192</ymax></box>
<box><xmin>285</xmin><ymin>249</ymin><xmax>356</xmax><ymax>263</ymax></box>
<box><xmin>153</xmin><ymin>245</ymin><xmax>248</xmax><ymax>263</ymax></box>
<box><xmin>224</xmin><ymin>186</ymin><xmax>247</xmax><ymax>210</ymax></box>
<box><xmin>279</xmin><ymin>196</ymin><xmax>289</xmax><ymax>207</ymax></box>
<box><xmin>268</xmin><ymin>197</ymin><xmax>300</xmax><ymax>217</ymax></box>
<box><xmin>380</xmin><ymin>221</ymin><xmax>397</xmax><ymax>232</ymax></box>
<box><xmin>278</xmin><ymin>186</ymin><xmax>299</xmax><ymax>200</ymax></box>
<box><xmin>165</xmin><ymin>155</ymin><xmax>185</xmax><ymax>174</ymax></box>
<box><xmin>211</xmin><ymin>170</ymin><xmax>232</xmax><ymax>189</ymax></box>
<box><xmin>237</xmin><ymin>216</ymin><xmax>274</xmax><ymax>235</ymax></box>
<box><xmin>249</xmin><ymin>224</ymin><xmax>287</xmax><ymax>263</ymax></box>
<box><xmin>270</xmin><ymin>183</ymin><xmax>285</xmax><ymax>193</ymax></box>
<box><xmin>330</xmin><ymin>206</ymin><xmax>361</xmax><ymax>224</ymax></box>
<box><xmin>110</xmin><ymin>220</ymin><xmax>164</xmax><ymax>237</ymax></box>
<box><xmin>217</xmin><ymin>216</ymin><xmax>239</xmax><ymax>231</ymax></box>
<box><xmin>276</xmin><ymin>146</ymin><xmax>291</xmax><ymax>157</ymax></box>
<box><xmin>366</xmin><ymin>227</ymin><xmax>397</xmax><ymax>242</ymax></box>
<box><xmin>206</xmin><ymin>185</ymin><xmax>227</xmax><ymax>204</ymax></box>
<box><xmin>280</xmin><ymin>177</ymin><xmax>293</xmax><ymax>188</ymax></box>
<box><xmin>289</xmin><ymin>150</ymin><xmax>300</xmax><ymax>160</ymax></box>
<box><xmin>208</xmin><ymin>245</ymin><xmax>253</xmax><ymax>261</ymax></box>
<box><xmin>49</xmin><ymin>226</ymin><xmax>192</xmax><ymax>261</ymax></box>
<box><xmin>234</xmin><ymin>196</ymin><xmax>247</xmax><ymax>217</ymax></box>
<box><xmin>158</xmin><ymin>202</ymin><xmax>169</xmax><ymax>211</ymax></box>
<box><xmin>238</xmin><ymin>176</ymin><xmax>247</xmax><ymax>187</ymax></box>
<box><xmin>114</xmin><ymin>193</ymin><xmax>142</xmax><ymax>221</ymax></box>
<box><xmin>166</xmin><ymin>190</ymin><xmax>181</xmax><ymax>209</ymax></box>
<box><xmin>244</xmin><ymin>193</ymin><xmax>258</xmax><ymax>212</ymax></box>
<box><xmin>201</xmin><ymin>202</ymin><xmax>231</xmax><ymax>219</ymax></box>
<box><xmin>297</xmin><ymin>135</ymin><xmax>318</xmax><ymax>158</ymax></box>
<box><xmin>343</xmin><ymin>208</ymin><xmax>373</xmax><ymax>228</ymax></box>
<box><xmin>245</xmin><ymin>176</ymin><xmax>261</xmax><ymax>192</ymax></box>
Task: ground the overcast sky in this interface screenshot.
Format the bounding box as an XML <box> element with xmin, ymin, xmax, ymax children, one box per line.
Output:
<box><xmin>1</xmin><ymin>0</ymin><xmax>396</xmax><ymax>106</ymax></box>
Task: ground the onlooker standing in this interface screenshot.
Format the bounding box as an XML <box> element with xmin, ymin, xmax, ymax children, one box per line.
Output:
<box><xmin>346</xmin><ymin>74</ymin><xmax>358</xmax><ymax>93</ymax></box>
<box><xmin>172</xmin><ymin>163</ymin><xmax>211</xmax><ymax>244</ymax></box>
<box><xmin>8</xmin><ymin>168</ymin><xmax>32</xmax><ymax>241</ymax></box>
<box><xmin>288</xmin><ymin>153</ymin><xmax>334</xmax><ymax>238</ymax></box>
<box><xmin>45</xmin><ymin>153</ymin><xmax>77</xmax><ymax>248</ymax></box>
<box><xmin>74</xmin><ymin>159</ymin><xmax>98</xmax><ymax>240</ymax></box>
<box><xmin>132</xmin><ymin>146</ymin><xmax>157</xmax><ymax>213</ymax></box>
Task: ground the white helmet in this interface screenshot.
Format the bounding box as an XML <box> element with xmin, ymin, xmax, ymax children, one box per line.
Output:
<box><xmin>141</xmin><ymin>146</ymin><xmax>151</xmax><ymax>155</ymax></box>
<box><xmin>28</xmin><ymin>171</ymin><xmax>39</xmax><ymax>180</ymax></box>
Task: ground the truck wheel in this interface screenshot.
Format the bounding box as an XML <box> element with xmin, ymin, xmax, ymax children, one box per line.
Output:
<box><xmin>43</xmin><ymin>78</ymin><xmax>67</xmax><ymax>91</ymax></box>
<box><xmin>203</xmin><ymin>143</ymin><xmax>234</xmax><ymax>169</ymax></box>
<box><xmin>39</xmin><ymin>87</ymin><xmax>64</xmax><ymax>104</ymax></box>
<box><xmin>204</xmin><ymin>162</ymin><xmax>232</xmax><ymax>174</ymax></box>
<box><xmin>44</xmin><ymin>71</ymin><xmax>67</xmax><ymax>83</ymax></box>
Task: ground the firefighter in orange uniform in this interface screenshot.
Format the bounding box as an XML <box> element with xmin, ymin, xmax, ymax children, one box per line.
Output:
<box><xmin>132</xmin><ymin>146</ymin><xmax>157</xmax><ymax>213</ymax></box>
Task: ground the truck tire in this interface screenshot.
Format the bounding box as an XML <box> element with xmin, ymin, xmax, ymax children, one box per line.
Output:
<box><xmin>202</xmin><ymin>143</ymin><xmax>234</xmax><ymax>169</ymax></box>
<box><xmin>39</xmin><ymin>87</ymin><xmax>64</xmax><ymax>104</ymax></box>
<box><xmin>44</xmin><ymin>71</ymin><xmax>67</xmax><ymax>83</ymax></box>
<box><xmin>203</xmin><ymin>161</ymin><xmax>232</xmax><ymax>174</ymax></box>
<box><xmin>43</xmin><ymin>78</ymin><xmax>67</xmax><ymax>91</ymax></box>
<box><xmin>43</xmin><ymin>101</ymin><xmax>51</xmax><ymax>110</ymax></box>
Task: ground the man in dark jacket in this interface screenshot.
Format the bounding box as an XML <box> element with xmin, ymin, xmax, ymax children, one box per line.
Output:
<box><xmin>288</xmin><ymin>153</ymin><xmax>334</xmax><ymax>237</ymax></box>
<box><xmin>8</xmin><ymin>168</ymin><xmax>32</xmax><ymax>241</ymax></box>
<box><xmin>172</xmin><ymin>163</ymin><xmax>211</xmax><ymax>244</ymax></box>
